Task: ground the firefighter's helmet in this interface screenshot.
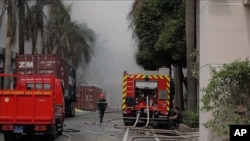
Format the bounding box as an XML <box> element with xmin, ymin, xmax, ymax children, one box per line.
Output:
<box><xmin>99</xmin><ymin>93</ymin><xmax>105</xmax><ymax>99</ymax></box>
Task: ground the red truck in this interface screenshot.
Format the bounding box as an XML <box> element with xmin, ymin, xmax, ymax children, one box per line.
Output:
<box><xmin>15</xmin><ymin>54</ymin><xmax>76</xmax><ymax>117</ymax></box>
<box><xmin>122</xmin><ymin>70</ymin><xmax>173</xmax><ymax>127</ymax></box>
<box><xmin>0</xmin><ymin>74</ymin><xmax>64</xmax><ymax>141</ymax></box>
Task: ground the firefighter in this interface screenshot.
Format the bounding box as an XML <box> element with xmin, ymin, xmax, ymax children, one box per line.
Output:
<box><xmin>169</xmin><ymin>106</ymin><xmax>183</xmax><ymax>129</ymax></box>
<box><xmin>97</xmin><ymin>93</ymin><xmax>108</xmax><ymax>124</ymax></box>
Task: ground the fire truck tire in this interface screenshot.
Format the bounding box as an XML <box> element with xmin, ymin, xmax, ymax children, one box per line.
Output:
<box><xmin>152</xmin><ymin>121</ymin><xmax>159</xmax><ymax>128</ymax></box>
<box><xmin>124</xmin><ymin>122</ymin><xmax>129</xmax><ymax>126</ymax></box>
<box><xmin>3</xmin><ymin>133</ymin><xmax>16</xmax><ymax>141</ymax></box>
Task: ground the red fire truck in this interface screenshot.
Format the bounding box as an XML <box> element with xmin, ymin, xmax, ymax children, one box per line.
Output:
<box><xmin>122</xmin><ymin>70</ymin><xmax>173</xmax><ymax>127</ymax></box>
<box><xmin>0</xmin><ymin>74</ymin><xmax>64</xmax><ymax>141</ymax></box>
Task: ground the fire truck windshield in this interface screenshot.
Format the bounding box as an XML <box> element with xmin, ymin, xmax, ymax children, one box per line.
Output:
<box><xmin>26</xmin><ymin>83</ymin><xmax>51</xmax><ymax>90</ymax></box>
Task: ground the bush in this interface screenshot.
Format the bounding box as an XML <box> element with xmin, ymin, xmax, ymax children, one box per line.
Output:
<box><xmin>182</xmin><ymin>110</ymin><xmax>199</xmax><ymax>128</ymax></box>
<box><xmin>201</xmin><ymin>59</ymin><xmax>250</xmax><ymax>135</ymax></box>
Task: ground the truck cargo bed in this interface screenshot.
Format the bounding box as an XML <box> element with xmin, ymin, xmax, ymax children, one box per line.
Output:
<box><xmin>0</xmin><ymin>90</ymin><xmax>53</xmax><ymax>124</ymax></box>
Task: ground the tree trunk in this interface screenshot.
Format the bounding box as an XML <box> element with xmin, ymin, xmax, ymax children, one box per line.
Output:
<box><xmin>35</xmin><ymin>30</ymin><xmax>42</xmax><ymax>54</ymax></box>
<box><xmin>35</xmin><ymin>0</ymin><xmax>44</xmax><ymax>54</ymax></box>
<box><xmin>186</xmin><ymin>0</ymin><xmax>197</xmax><ymax>112</ymax></box>
<box><xmin>18</xmin><ymin>0</ymin><xmax>25</xmax><ymax>54</ymax></box>
<box><xmin>4</xmin><ymin>7</ymin><xmax>13</xmax><ymax>89</ymax></box>
<box><xmin>174</xmin><ymin>65</ymin><xmax>184</xmax><ymax>111</ymax></box>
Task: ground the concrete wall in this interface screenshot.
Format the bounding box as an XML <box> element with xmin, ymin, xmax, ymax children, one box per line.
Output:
<box><xmin>200</xmin><ymin>0</ymin><xmax>250</xmax><ymax>140</ymax></box>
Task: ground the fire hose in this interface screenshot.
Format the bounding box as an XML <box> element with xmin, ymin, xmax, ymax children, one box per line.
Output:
<box><xmin>107</xmin><ymin>117</ymin><xmax>199</xmax><ymax>141</ymax></box>
<box><xmin>109</xmin><ymin>96</ymin><xmax>150</xmax><ymax>129</ymax></box>
<box><xmin>144</xmin><ymin>96</ymin><xmax>150</xmax><ymax>128</ymax></box>
<box><xmin>107</xmin><ymin>95</ymin><xmax>199</xmax><ymax>140</ymax></box>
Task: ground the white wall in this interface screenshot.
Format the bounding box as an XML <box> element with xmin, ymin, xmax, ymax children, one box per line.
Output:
<box><xmin>200</xmin><ymin>0</ymin><xmax>250</xmax><ymax>140</ymax></box>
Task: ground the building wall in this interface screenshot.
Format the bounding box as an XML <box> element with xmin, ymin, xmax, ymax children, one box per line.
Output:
<box><xmin>200</xmin><ymin>0</ymin><xmax>250</xmax><ymax>140</ymax></box>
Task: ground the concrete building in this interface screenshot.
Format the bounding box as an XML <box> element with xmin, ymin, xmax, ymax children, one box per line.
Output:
<box><xmin>200</xmin><ymin>0</ymin><xmax>250</xmax><ymax>140</ymax></box>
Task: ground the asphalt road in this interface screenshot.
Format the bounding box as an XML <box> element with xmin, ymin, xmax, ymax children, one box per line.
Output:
<box><xmin>64</xmin><ymin>111</ymin><xmax>125</xmax><ymax>141</ymax></box>
<box><xmin>63</xmin><ymin>111</ymin><xmax>168</xmax><ymax>141</ymax></box>
<box><xmin>0</xmin><ymin>111</ymin><xmax>126</xmax><ymax>141</ymax></box>
<box><xmin>0</xmin><ymin>111</ymin><xmax>199</xmax><ymax>141</ymax></box>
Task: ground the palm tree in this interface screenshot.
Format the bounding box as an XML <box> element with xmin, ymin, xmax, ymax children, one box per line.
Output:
<box><xmin>43</xmin><ymin>3</ymin><xmax>95</xmax><ymax>67</ymax></box>
<box><xmin>0</xmin><ymin>0</ymin><xmax>18</xmax><ymax>88</ymax></box>
<box><xmin>0</xmin><ymin>0</ymin><xmax>94</xmax><ymax>89</ymax></box>
<box><xmin>43</xmin><ymin>3</ymin><xmax>71</xmax><ymax>54</ymax></box>
<box><xmin>186</xmin><ymin>0</ymin><xmax>197</xmax><ymax>112</ymax></box>
<box><xmin>25</xmin><ymin>0</ymin><xmax>66</xmax><ymax>54</ymax></box>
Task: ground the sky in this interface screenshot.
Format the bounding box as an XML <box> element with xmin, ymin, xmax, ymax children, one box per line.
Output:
<box><xmin>64</xmin><ymin>0</ymin><xmax>140</xmax><ymax>108</ymax></box>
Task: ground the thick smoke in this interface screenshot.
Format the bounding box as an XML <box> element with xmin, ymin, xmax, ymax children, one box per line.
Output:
<box><xmin>65</xmin><ymin>1</ymin><xmax>140</xmax><ymax>109</ymax></box>
<box><xmin>83</xmin><ymin>34</ymin><xmax>139</xmax><ymax>109</ymax></box>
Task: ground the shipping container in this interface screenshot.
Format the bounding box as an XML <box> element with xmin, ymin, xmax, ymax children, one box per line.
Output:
<box><xmin>76</xmin><ymin>86</ymin><xmax>103</xmax><ymax>111</ymax></box>
<box><xmin>15</xmin><ymin>54</ymin><xmax>76</xmax><ymax>117</ymax></box>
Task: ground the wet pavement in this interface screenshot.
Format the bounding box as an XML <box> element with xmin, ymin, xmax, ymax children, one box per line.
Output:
<box><xmin>0</xmin><ymin>111</ymin><xmax>199</xmax><ymax>141</ymax></box>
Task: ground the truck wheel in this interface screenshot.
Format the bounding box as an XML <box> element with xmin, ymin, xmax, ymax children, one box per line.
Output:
<box><xmin>48</xmin><ymin>126</ymin><xmax>57</xmax><ymax>141</ymax></box>
<box><xmin>57</xmin><ymin>126</ymin><xmax>63</xmax><ymax>135</ymax></box>
<box><xmin>71</xmin><ymin>102</ymin><xmax>75</xmax><ymax>117</ymax></box>
<box><xmin>4</xmin><ymin>133</ymin><xmax>16</xmax><ymax>141</ymax></box>
<box><xmin>57</xmin><ymin>121</ymin><xmax>63</xmax><ymax>135</ymax></box>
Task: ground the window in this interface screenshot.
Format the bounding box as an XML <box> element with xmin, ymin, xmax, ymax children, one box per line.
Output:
<box><xmin>27</xmin><ymin>83</ymin><xmax>34</xmax><ymax>90</ymax></box>
<box><xmin>44</xmin><ymin>83</ymin><xmax>51</xmax><ymax>90</ymax></box>
<box><xmin>36</xmin><ymin>83</ymin><xmax>43</xmax><ymax>90</ymax></box>
<box><xmin>26</xmin><ymin>83</ymin><xmax>51</xmax><ymax>90</ymax></box>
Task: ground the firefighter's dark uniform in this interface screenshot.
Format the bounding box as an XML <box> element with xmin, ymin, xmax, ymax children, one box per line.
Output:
<box><xmin>97</xmin><ymin>96</ymin><xmax>108</xmax><ymax>124</ymax></box>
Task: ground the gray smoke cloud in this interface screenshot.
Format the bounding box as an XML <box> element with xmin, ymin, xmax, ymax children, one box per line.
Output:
<box><xmin>67</xmin><ymin>1</ymin><xmax>140</xmax><ymax>108</ymax></box>
<box><xmin>83</xmin><ymin>33</ymin><xmax>139</xmax><ymax>109</ymax></box>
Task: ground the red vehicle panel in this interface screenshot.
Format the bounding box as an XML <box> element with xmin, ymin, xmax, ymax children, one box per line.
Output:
<box><xmin>0</xmin><ymin>74</ymin><xmax>64</xmax><ymax>140</ymax></box>
<box><xmin>0</xmin><ymin>94</ymin><xmax>53</xmax><ymax>124</ymax></box>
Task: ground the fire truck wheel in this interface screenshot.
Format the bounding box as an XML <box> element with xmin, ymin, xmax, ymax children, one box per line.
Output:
<box><xmin>3</xmin><ymin>133</ymin><xmax>16</xmax><ymax>141</ymax></box>
<box><xmin>152</xmin><ymin>121</ymin><xmax>159</xmax><ymax>128</ymax></box>
<box><xmin>124</xmin><ymin>122</ymin><xmax>130</xmax><ymax>126</ymax></box>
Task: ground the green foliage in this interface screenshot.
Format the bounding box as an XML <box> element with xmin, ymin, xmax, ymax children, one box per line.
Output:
<box><xmin>154</xmin><ymin>3</ymin><xmax>186</xmax><ymax>66</ymax></box>
<box><xmin>182</xmin><ymin>110</ymin><xmax>199</xmax><ymax>128</ymax></box>
<box><xmin>201</xmin><ymin>59</ymin><xmax>250</xmax><ymax>136</ymax></box>
<box><xmin>128</xmin><ymin>0</ymin><xmax>185</xmax><ymax>70</ymax></box>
